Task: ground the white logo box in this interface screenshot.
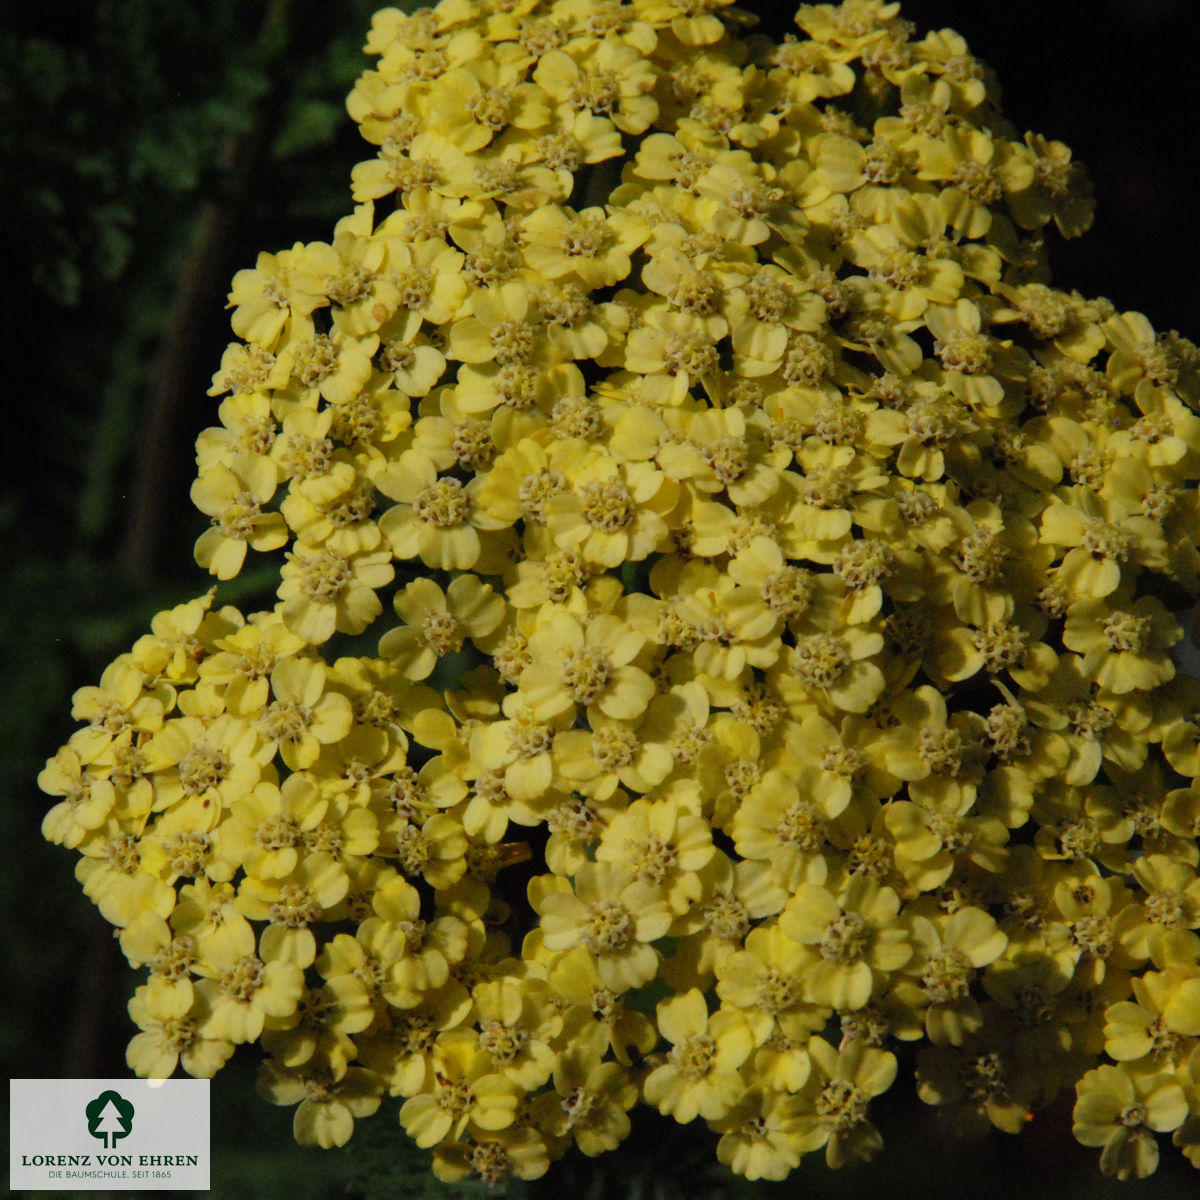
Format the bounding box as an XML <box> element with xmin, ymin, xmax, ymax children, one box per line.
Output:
<box><xmin>10</xmin><ymin>1078</ymin><xmax>209</xmax><ymax>1191</ymax></box>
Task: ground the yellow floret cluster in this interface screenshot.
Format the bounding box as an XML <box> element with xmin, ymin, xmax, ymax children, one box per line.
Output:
<box><xmin>39</xmin><ymin>0</ymin><xmax>1200</xmax><ymax>1184</ymax></box>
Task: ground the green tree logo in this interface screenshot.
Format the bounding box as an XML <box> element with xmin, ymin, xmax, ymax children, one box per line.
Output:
<box><xmin>85</xmin><ymin>1090</ymin><xmax>135</xmax><ymax>1149</ymax></box>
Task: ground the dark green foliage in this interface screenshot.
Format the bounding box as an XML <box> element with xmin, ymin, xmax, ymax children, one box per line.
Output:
<box><xmin>2</xmin><ymin>0</ymin><xmax>385</xmax><ymax>567</ymax></box>
<box><xmin>2</xmin><ymin>6</ymin><xmax>389</xmax><ymax>1198</ymax></box>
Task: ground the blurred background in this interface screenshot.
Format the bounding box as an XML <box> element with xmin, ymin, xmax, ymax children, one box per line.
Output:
<box><xmin>3</xmin><ymin>1</ymin><xmax>1200</xmax><ymax>1196</ymax></box>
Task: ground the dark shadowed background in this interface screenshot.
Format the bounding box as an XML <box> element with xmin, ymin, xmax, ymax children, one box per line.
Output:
<box><xmin>3</xmin><ymin>1</ymin><xmax>1199</xmax><ymax>1196</ymax></box>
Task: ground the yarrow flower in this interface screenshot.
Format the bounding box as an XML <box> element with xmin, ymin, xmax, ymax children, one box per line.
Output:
<box><xmin>39</xmin><ymin>0</ymin><xmax>1200</xmax><ymax>1186</ymax></box>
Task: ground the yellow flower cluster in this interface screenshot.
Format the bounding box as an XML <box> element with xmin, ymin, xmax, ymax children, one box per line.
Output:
<box><xmin>39</xmin><ymin>0</ymin><xmax>1200</xmax><ymax>1184</ymax></box>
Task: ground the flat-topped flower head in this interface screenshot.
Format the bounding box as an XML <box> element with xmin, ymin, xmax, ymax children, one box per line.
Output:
<box><xmin>38</xmin><ymin>0</ymin><xmax>1200</xmax><ymax>1187</ymax></box>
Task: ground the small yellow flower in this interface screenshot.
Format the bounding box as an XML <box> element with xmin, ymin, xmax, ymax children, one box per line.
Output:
<box><xmin>544</xmin><ymin>452</ymin><xmax>677</xmax><ymax>567</ymax></box>
<box><xmin>772</xmin><ymin>625</ymin><xmax>886</xmax><ymax>715</ymax></box>
<box><xmin>1063</xmin><ymin>594</ymin><xmax>1180</xmax><ymax>694</ymax></box>
<box><xmin>277</xmin><ymin>542</ymin><xmax>394</xmax><ymax>644</ymax></box>
<box><xmin>227</xmin><ymin>246</ymin><xmax>315</xmax><ymax>348</ymax></box>
<box><xmin>643</xmin><ymin>989</ymin><xmax>753</xmax><ymax>1123</ymax></box>
<box><xmin>916</xmin><ymin>1037</ymin><xmax>1036</xmax><ymax>1136</ymax></box>
<box><xmin>517</xmin><ymin>608</ymin><xmax>655</xmax><ymax>724</ymax></box>
<box><xmin>712</xmin><ymin>1086</ymin><xmax>810</xmax><ymax>1182</ymax></box>
<box><xmin>261</xmin><ymin>971</ymin><xmax>374</xmax><ymax>1074</ymax></box>
<box><xmin>595</xmin><ymin>795</ymin><xmax>714</xmax><ymax>915</ymax></box>
<box><xmin>792</xmin><ymin>1037</ymin><xmax>897</xmax><ymax>1168</ymax></box>
<box><xmin>194</xmin><ymin>924</ymin><xmax>304</xmax><ymax>1045</ymax></box>
<box><xmin>472</xmin><ymin>971</ymin><xmax>561</xmax><ymax>1091</ymax></box>
<box><xmin>68</xmin><ymin>656</ymin><xmax>168</xmax><ymax>762</ymax></box>
<box><xmin>521</xmin><ymin>205</ymin><xmax>638</xmax><ymax>290</ymax></box>
<box><xmin>370</xmin><ymin>877</ymin><xmax>471</xmax><ymax>1007</ymax></box>
<box><xmin>547</xmin><ymin>943</ymin><xmax>658</xmax><ymax>1066</ymax></box>
<box><xmin>126</xmin><ymin>980</ymin><xmax>235</xmax><ymax>1080</ymax></box>
<box><xmin>379</xmin><ymin>576</ymin><xmax>506</xmax><ymax>680</ymax></box>
<box><xmin>39</xmin><ymin>747</ymin><xmax>116</xmax><ymax>849</ymax></box>
<box><xmin>258</xmin><ymin>658</ymin><xmax>354</xmax><ymax>770</ymax></box>
<box><xmin>235</xmin><ymin>851</ymin><xmax>350</xmax><ymax>968</ymax></box>
<box><xmin>780</xmin><ymin>877</ymin><xmax>913</xmax><ymax>1010</ymax></box>
<box><xmin>377</xmin><ymin>451</ymin><xmax>508</xmax><ymax>571</ymax></box>
<box><xmin>889</xmin><ymin>906</ymin><xmax>1007</xmax><ymax>1045</ymax></box>
<box><xmin>399</xmin><ymin>1032</ymin><xmax>521</xmax><ymax>1148</ymax></box>
<box><xmin>431</xmin><ymin>1128</ymin><xmax>551</xmax><ymax>1186</ymax></box>
<box><xmin>197</xmin><ymin>611</ymin><xmax>307</xmax><ymax>717</ymax></box>
<box><xmin>535</xmin><ymin>1051</ymin><xmax>638</xmax><ymax>1157</ymax></box>
<box><xmin>534</xmin><ymin>861</ymin><xmax>671</xmax><ymax>993</ymax></box>
<box><xmin>533</xmin><ymin>40</ymin><xmax>659</xmax><ymax>135</ymax></box>
<box><xmin>143</xmin><ymin>713</ymin><xmax>266</xmax><ymax>821</ymax></box>
<box><xmin>1073</xmin><ymin>1063</ymin><xmax>1187</xmax><ymax>1180</ymax></box>
<box><xmin>259</xmin><ymin>1060</ymin><xmax>383</xmax><ymax>1148</ymax></box>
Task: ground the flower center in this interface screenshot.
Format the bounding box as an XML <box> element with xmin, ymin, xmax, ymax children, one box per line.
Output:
<box><xmin>422</xmin><ymin>611</ymin><xmax>464</xmax><ymax>656</ymax></box>
<box><xmin>490</xmin><ymin>319</ymin><xmax>535</xmax><ymax>365</ymax></box>
<box><xmin>561</xmin><ymin>647</ymin><xmax>612</xmax><ymax>706</ymax></box>
<box><xmin>782</xmin><ymin>334</ymin><xmax>834</xmax><ymax>386</ymax></box>
<box><xmin>220</xmin><ymin>955</ymin><xmax>266</xmax><ymax>1002</ymax></box>
<box><xmin>919</xmin><ymin>726</ymin><xmax>963</xmax><ymax>775</ymax></box>
<box><xmin>668</xmin><ymin>1033</ymin><xmax>716</xmax><ymax>1080</ymax></box>
<box><xmin>820</xmin><ymin>912</ymin><xmax>870</xmax><ymax>963</ymax></box>
<box><xmin>519</xmin><ymin>470</ymin><xmax>568</xmax><ymax>522</ymax></box>
<box><xmin>215</xmin><ymin>491</ymin><xmax>263</xmax><ymax>540</ymax></box>
<box><xmin>702</xmin><ymin>891</ymin><xmax>751</xmax><ymax>942</ymax></box>
<box><xmin>936</xmin><ymin>328</ymin><xmax>993</xmax><ymax>374</ymax></box>
<box><xmin>585</xmin><ymin>898</ymin><xmax>634</xmax><ymax>954</ymax></box>
<box><xmin>792</xmin><ymin>633</ymin><xmax>851</xmax><ymax>690</ymax></box>
<box><xmin>761</xmin><ymin>566</ymin><xmax>814</xmax><ymax>619</ymax></box>
<box><xmin>921</xmin><ymin>948</ymin><xmax>973</xmax><ymax>1004</ymax></box>
<box><xmin>268</xmin><ymin>883</ymin><xmax>320</xmax><ymax>928</ymax></box>
<box><xmin>591</xmin><ymin>725</ymin><xmax>638</xmax><ymax>770</ymax></box>
<box><xmin>414</xmin><ymin>479</ymin><xmax>471</xmax><ymax>527</ymax></box>
<box><xmin>478</xmin><ymin>1018</ymin><xmax>528</xmax><ymax>1064</ymax></box>
<box><xmin>1102</xmin><ymin>611</ymin><xmax>1150</xmax><ymax>653</ymax></box>
<box><xmin>394</xmin><ymin>823</ymin><xmax>432</xmax><ymax>875</ymax></box>
<box><xmin>628</xmin><ymin>834</ymin><xmax>677</xmax><ymax>884</ymax></box>
<box><xmin>1145</xmin><ymin>889</ymin><xmax>1188</xmax><ymax>928</ymax></box>
<box><xmin>295</xmin><ymin>547</ymin><xmax>352</xmax><ymax>601</ymax></box>
<box><xmin>451</xmin><ymin>419</ymin><xmax>496</xmax><ymax>471</ymax></box>
<box><xmin>816</xmin><ymin>1080</ymin><xmax>869</xmax><ymax>1132</ymax></box>
<box><xmin>1081</xmin><ymin>519</ymin><xmax>1133</xmax><ymax>563</ymax></box>
<box><xmin>178</xmin><ymin>744</ymin><xmax>227</xmax><ymax>795</ymax></box>
<box><xmin>560</xmin><ymin>214</ymin><xmax>612</xmax><ymax>258</ymax></box>
<box><xmin>578</xmin><ymin>480</ymin><xmax>635</xmax><ymax>531</ymax></box>
<box><xmin>776</xmin><ymin>799</ymin><xmax>827</xmax><ymax>851</ymax></box>
<box><xmin>263</xmin><ymin>699</ymin><xmax>312</xmax><ymax>745</ymax></box>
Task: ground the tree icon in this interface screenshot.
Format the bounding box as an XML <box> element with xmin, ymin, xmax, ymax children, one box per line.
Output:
<box><xmin>85</xmin><ymin>1090</ymin><xmax>135</xmax><ymax>1149</ymax></box>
